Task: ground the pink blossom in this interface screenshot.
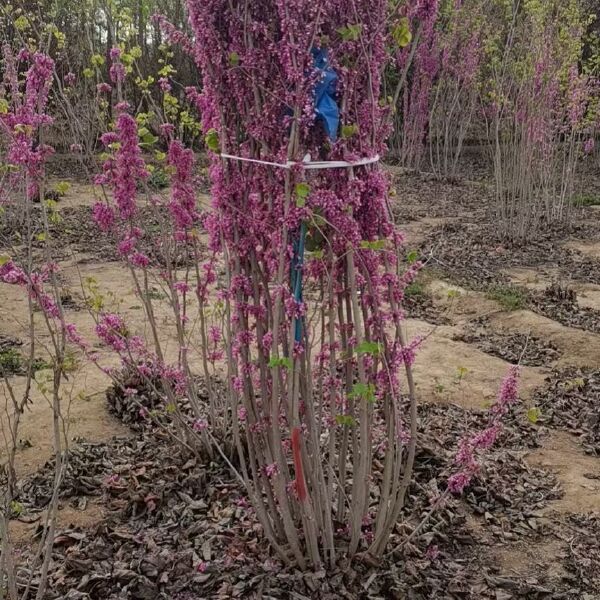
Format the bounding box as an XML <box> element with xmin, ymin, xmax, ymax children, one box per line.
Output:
<box><xmin>492</xmin><ymin>366</ymin><xmax>520</xmax><ymax>416</ymax></box>
<box><xmin>447</xmin><ymin>472</ymin><xmax>471</xmax><ymax>494</ymax></box>
<box><xmin>264</xmin><ymin>463</ymin><xmax>279</xmax><ymax>478</ymax></box>
<box><xmin>192</xmin><ymin>418</ymin><xmax>208</xmax><ymax>432</ymax></box>
<box><xmin>100</xmin><ymin>111</ymin><xmax>148</xmax><ymax>221</ymax></box>
<box><xmin>118</xmin><ymin>235</ymin><xmax>137</xmax><ymax>256</ymax></box>
<box><xmin>584</xmin><ymin>138</ymin><xmax>595</xmax><ymax>155</ymax></box>
<box><xmin>92</xmin><ymin>202</ymin><xmax>115</xmax><ymax>232</ymax></box>
<box><xmin>96</xmin><ymin>313</ymin><xmax>129</xmax><ymax>352</ymax></box>
<box><xmin>130</xmin><ymin>252</ymin><xmax>150</xmax><ymax>268</ymax></box>
<box><xmin>196</xmin><ymin>561</ymin><xmax>208</xmax><ymax>573</ymax></box>
<box><xmin>208</xmin><ymin>326</ymin><xmax>221</xmax><ymax>344</ymax></box>
<box><xmin>97</xmin><ymin>82</ymin><xmax>112</xmax><ymax>94</ymax></box>
<box><xmin>100</xmin><ymin>132</ymin><xmax>119</xmax><ymax>146</ymax></box>
<box><xmin>109</xmin><ymin>47</ymin><xmax>122</xmax><ymax>61</ymax></box>
<box><xmin>232</xmin><ymin>376</ymin><xmax>243</xmax><ymax>392</ymax></box>
<box><xmin>64</xmin><ymin>322</ymin><xmax>87</xmax><ymax>349</ymax></box>
<box><xmin>110</xmin><ymin>62</ymin><xmax>126</xmax><ymax>84</ymax></box>
<box><xmin>448</xmin><ymin>368</ymin><xmax>520</xmax><ymax>494</ymax></box>
<box><xmin>159</xmin><ymin>123</ymin><xmax>175</xmax><ymax>137</ymax></box>
<box><xmin>168</xmin><ymin>140</ymin><xmax>198</xmax><ymax>230</ymax></box>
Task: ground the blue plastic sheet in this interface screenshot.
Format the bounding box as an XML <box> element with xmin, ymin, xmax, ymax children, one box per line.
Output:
<box><xmin>312</xmin><ymin>47</ymin><xmax>339</xmax><ymax>142</ymax></box>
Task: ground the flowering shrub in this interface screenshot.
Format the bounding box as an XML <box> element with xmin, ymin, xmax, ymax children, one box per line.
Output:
<box><xmin>0</xmin><ymin>43</ymin><xmax>83</xmax><ymax>600</ymax></box>
<box><xmin>483</xmin><ymin>0</ymin><xmax>598</xmax><ymax>240</ymax></box>
<box><xmin>91</xmin><ymin>0</ymin><xmax>538</xmax><ymax>571</ymax></box>
<box><xmin>428</xmin><ymin>0</ymin><xmax>485</xmax><ymax>178</ymax></box>
<box><xmin>388</xmin><ymin>0</ymin><xmax>440</xmax><ymax>164</ymax></box>
<box><xmin>90</xmin><ymin>95</ymin><xmax>223</xmax><ymax>446</ymax></box>
<box><xmin>448</xmin><ymin>366</ymin><xmax>520</xmax><ymax>493</ymax></box>
<box><xmin>174</xmin><ymin>0</ymin><xmax>430</xmax><ymax>568</ymax></box>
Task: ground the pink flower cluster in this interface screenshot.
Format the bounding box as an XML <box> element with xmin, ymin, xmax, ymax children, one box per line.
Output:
<box><xmin>448</xmin><ymin>366</ymin><xmax>520</xmax><ymax>494</ymax></box>
<box><xmin>168</xmin><ymin>140</ymin><xmax>198</xmax><ymax>231</ymax></box>
<box><xmin>0</xmin><ymin>47</ymin><xmax>55</xmax><ymax>199</ymax></box>
<box><xmin>109</xmin><ymin>47</ymin><xmax>126</xmax><ymax>84</ymax></box>
<box><xmin>95</xmin><ymin>313</ymin><xmax>131</xmax><ymax>352</ymax></box>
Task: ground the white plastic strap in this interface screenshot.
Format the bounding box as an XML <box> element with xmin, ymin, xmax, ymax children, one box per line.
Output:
<box><xmin>221</xmin><ymin>153</ymin><xmax>380</xmax><ymax>170</ymax></box>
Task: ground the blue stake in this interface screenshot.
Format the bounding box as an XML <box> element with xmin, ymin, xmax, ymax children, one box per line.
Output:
<box><xmin>291</xmin><ymin>221</ymin><xmax>307</xmax><ymax>344</ymax></box>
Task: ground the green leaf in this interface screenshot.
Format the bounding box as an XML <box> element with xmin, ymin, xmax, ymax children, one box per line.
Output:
<box><xmin>91</xmin><ymin>54</ymin><xmax>105</xmax><ymax>67</ymax></box>
<box><xmin>337</xmin><ymin>24</ymin><xmax>362</xmax><ymax>42</ymax></box>
<box><xmin>10</xmin><ymin>500</ymin><xmax>23</xmax><ymax>516</ymax></box>
<box><xmin>355</xmin><ymin>341</ymin><xmax>382</xmax><ymax>356</ymax></box>
<box><xmin>407</xmin><ymin>250</ymin><xmax>419</xmax><ymax>264</ymax></box>
<box><xmin>228</xmin><ymin>51</ymin><xmax>240</xmax><ymax>67</ymax></box>
<box><xmin>456</xmin><ymin>366</ymin><xmax>468</xmax><ymax>381</ymax></box>
<box><xmin>205</xmin><ymin>128</ymin><xmax>220</xmax><ymax>153</ymax></box>
<box><xmin>294</xmin><ymin>182</ymin><xmax>310</xmax><ymax>207</ymax></box>
<box><xmin>335</xmin><ymin>414</ymin><xmax>356</xmax><ymax>426</ymax></box>
<box><xmin>55</xmin><ymin>181</ymin><xmax>71</xmax><ymax>196</ymax></box>
<box><xmin>269</xmin><ymin>356</ymin><xmax>293</xmax><ymax>370</ymax></box>
<box><xmin>564</xmin><ymin>377</ymin><xmax>586</xmax><ymax>391</ymax></box>
<box><xmin>527</xmin><ymin>407</ymin><xmax>541</xmax><ymax>424</ymax></box>
<box><xmin>141</xmin><ymin>133</ymin><xmax>158</xmax><ymax>146</ymax></box>
<box><xmin>83</xmin><ymin>68</ymin><xmax>94</xmax><ymax>79</ymax></box>
<box><xmin>349</xmin><ymin>382</ymin><xmax>376</xmax><ymax>403</ymax></box>
<box><xmin>121</xmin><ymin>53</ymin><xmax>134</xmax><ymax>66</ymax></box>
<box><xmin>166</xmin><ymin>402</ymin><xmax>177</xmax><ymax>414</ymax></box>
<box><xmin>392</xmin><ymin>18</ymin><xmax>412</xmax><ymax>48</ymax></box>
<box><xmin>14</xmin><ymin>15</ymin><xmax>30</xmax><ymax>31</ymax></box>
<box><xmin>0</xmin><ymin>254</ymin><xmax>11</xmax><ymax>266</ymax></box>
<box><xmin>341</xmin><ymin>124</ymin><xmax>359</xmax><ymax>139</ymax></box>
<box><xmin>158</xmin><ymin>64</ymin><xmax>176</xmax><ymax>78</ymax></box>
<box><xmin>0</xmin><ymin>99</ymin><xmax>9</xmax><ymax>114</ymax></box>
<box><xmin>360</xmin><ymin>239</ymin><xmax>387</xmax><ymax>251</ymax></box>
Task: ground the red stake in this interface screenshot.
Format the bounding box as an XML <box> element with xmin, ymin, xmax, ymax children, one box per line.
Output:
<box><xmin>291</xmin><ymin>426</ymin><xmax>307</xmax><ymax>502</ymax></box>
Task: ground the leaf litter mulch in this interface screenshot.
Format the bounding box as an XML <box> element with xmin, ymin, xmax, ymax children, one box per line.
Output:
<box><xmin>562</xmin><ymin>514</ymin><xmax>600</xmax><ymax>596</ymax></box>
<box><xmin>419</xmin><ymin>222</ymin><xmax>600</xmax><ymax>334</ymax></box>
<box><xmin>403</xmin><ymin>287</ymin><xmax>451</xmax><ymax>325</ymax></box>
<box><xmin>0</xmin><ymin>205</ymin><xmax>206</xmax><ymax>267</ymax></box>
<box><xmin>452</xmin><ymin>318</ymin><xmax>561</xmax><ymax>367</ymax></box>
<box><xmin>12</xmin><ymin>373</ymin><xmax>599</xmax><ymax>599</ymax></box>
<box><xmin>390</xmin><ymin>171</ymin><xmax>491</xmax><ymax>224</ymax></box>
<box><xmin>528</xmin><ymin>284</ymin><xmax>600</xmax><ymax>335</ymax></box>
<box><xmin>422</xmin><ymin>221</ymin><xmax>600</xmax><ymax>290</ymax></box>
<box><xmin>531</xmin><ymin>367</ymin><xmax>600</xmax><ymax>456</ymax></box>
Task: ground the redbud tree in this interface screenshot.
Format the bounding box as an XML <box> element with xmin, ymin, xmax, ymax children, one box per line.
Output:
<box><xmin>180</xmin><ymin>0</ymin><xmax>425</xmax><ymax>568</ymax></box>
